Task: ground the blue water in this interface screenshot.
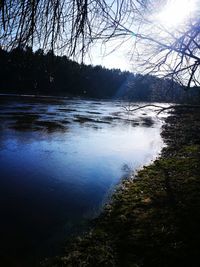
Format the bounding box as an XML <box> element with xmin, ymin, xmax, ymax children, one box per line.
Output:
<box><xmin>0</xmin><ymin>96</ymin><xmax>167</xmax><ymax>266</ymax></box>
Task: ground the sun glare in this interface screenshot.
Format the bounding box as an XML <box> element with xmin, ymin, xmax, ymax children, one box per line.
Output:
<box><xmin>156</xmin><ymin>0</ymin><xmax>197</xmax><ymax>28</ymax></box>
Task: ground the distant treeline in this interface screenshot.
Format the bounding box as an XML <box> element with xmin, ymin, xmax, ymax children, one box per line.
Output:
<box><xmin>0</xmin><ymin>47</ymin><xmax>199</xmax><ymax>102</ymax></box>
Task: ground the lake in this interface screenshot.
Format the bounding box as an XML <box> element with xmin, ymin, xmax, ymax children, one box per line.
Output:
<box><xmin>0</xmin><ymin>96</ymin><xmax>167</xmax><ymax>266</ymax></box>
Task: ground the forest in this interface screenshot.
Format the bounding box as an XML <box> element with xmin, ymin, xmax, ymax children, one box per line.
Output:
<box><xmin>1</xmin><ymin>47</ymin><xmax>199</xmax><ymax>103</ymax></box>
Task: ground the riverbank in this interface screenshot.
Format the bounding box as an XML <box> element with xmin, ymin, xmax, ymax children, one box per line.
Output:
<box><xmin>43</xmin><ymin>106</ymin><xmax>200</xmax><ymax>267</ymax></box>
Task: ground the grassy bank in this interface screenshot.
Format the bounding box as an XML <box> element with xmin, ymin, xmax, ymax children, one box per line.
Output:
<box><xmin>43</xmin><ymin>107</ymin><xmax>200</xmax><ymax>267</ymax></box>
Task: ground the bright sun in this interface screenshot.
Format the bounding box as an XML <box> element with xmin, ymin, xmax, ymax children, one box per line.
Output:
<box><xmin>156</xmin><ymin>0</ymin><xmax>197</xmax><ymax>28</ymax></box>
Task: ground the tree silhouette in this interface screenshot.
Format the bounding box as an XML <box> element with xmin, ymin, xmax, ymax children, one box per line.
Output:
<box><xmin>0</xmin><ymin>1</ymin><xmax>145</xmax><ymax>58</ymax></box>
<box><xmin>2</xmin><ymin>47</ymin><xmax>196</xmax><ymax>102</ymax></box>
<box><xmin>0</xmin><ymin>1</ymin><xmax>199</xmax><ymax>87</ymax></box>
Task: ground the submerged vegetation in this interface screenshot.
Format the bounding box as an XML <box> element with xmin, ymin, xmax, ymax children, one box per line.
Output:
<box><xmin>43</xmin><ymin>107</ymin><xmax>200</xmax><ymax>267</ymax></box>
<box><xmin>0</xmin><ymin>96</ymin><xmax>158</xmax><ymax>133</ymax></box>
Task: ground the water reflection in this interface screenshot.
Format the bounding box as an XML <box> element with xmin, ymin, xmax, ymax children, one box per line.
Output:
<box><xmin>0</xmin><ymin>96</ymin><xmax>167</xmax><ymax>266</ymax></box>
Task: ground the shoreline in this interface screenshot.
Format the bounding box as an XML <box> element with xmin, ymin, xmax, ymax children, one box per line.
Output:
<box><xmin>43</xmin><ymin>106</ymin><xmax>200</xmax><ymax>267</ymax></box>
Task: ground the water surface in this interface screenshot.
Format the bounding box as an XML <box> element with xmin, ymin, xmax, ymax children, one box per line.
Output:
<box><xmin>0</xmin><ymin>96</ymin><xmax>167</xmax><ymax>266</ymax></box>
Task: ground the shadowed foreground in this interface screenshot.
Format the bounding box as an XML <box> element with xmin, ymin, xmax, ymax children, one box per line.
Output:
<box><xmin>43</xmin><ymin>106</ymin><xmax>200</xmax><ymax>267</ymax></box>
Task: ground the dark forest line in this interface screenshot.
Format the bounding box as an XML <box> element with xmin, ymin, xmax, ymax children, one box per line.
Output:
<box><xmin>0</xmin><ymin>47</ymin><xmax>199</xmax><ymax>103</ymax></box>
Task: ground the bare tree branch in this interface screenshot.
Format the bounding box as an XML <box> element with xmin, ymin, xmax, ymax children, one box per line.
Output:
<box><xmin>0</xmin><ymin>0</ymin><xmax>199</xmax><ymax>89</ymax></box>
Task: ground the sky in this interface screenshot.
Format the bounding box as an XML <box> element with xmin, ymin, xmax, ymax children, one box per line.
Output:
<box><xmin>83</xmin><ymin>0</ymin><xmax>199</xmax><ymax>73</ymax></box>
<box><xmin>85</xmin><ymin>39</ymin><xmax>134</xmax><ymax>72</ymax></box>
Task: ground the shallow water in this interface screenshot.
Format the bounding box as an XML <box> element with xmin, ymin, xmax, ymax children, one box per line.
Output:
<box><xmin>0</xmin><ymin>96</ymin><xmax>167</xmax><ymax>266</ymax></box>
